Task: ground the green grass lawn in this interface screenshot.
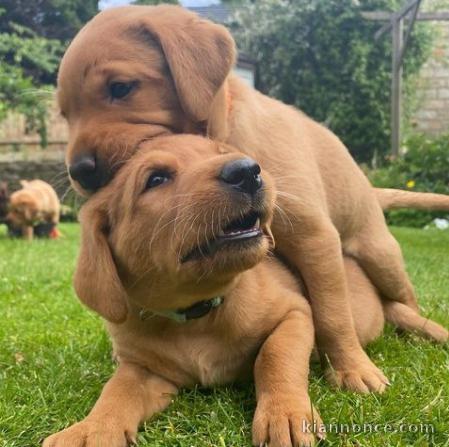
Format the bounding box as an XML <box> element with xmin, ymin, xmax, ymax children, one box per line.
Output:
<box><xmin>0</xmin><ymin>223</ymin><xmax>448</xmax><ymax>447</ymax></box>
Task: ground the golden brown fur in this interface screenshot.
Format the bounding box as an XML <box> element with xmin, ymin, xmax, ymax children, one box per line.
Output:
<box><xmin>57</xmin><ymin>5</ymin><xmax>449</xmax><ymax>393</ymax></box>
<box><xmin>44</xmin><ymin>135</ymin><xmax>447</xmax><ymax>447</ymax></box>
<box><xmin>7</xmin><ymin>180</ymin><xmax>60</xmax><ymax>240</ymax></box>
<box><xmin>376</xmin><ymin>188</ymin><xmax>449</xmax><ymax>211</ymax></box>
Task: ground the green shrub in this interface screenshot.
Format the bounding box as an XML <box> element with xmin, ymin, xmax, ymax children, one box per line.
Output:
<box><xmin>0</xmin><ymin>2</ymin><xmax>98</xmax><ymax>146</ymax></box>
<box><xmin>231</xmin><ymin>0</ymin><xmax>433</xmax><ymax>163</ymax></box>
<box><xmin>0</xmin><ymin>18</ymin><xmax>63</xmax><ymax>147</ymax></box>
<box><xmin>369</xmin><ymin>133</ymin><xmax>449</xmax><ymax>227</ymax></box>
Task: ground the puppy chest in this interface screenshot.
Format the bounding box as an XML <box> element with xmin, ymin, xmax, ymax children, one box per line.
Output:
<box><xmin>186</xmin><ymin>336</ymin><xmax>259</xmax><ymax>386</ymax></box>
<box><xmin>117</xmin><ymin>331</ymin><xmax>260</xmax><ymax>387</ymax></box>
<box><xmin>111</xmin><ymin>314</ymin><xmax>265</xmax><ymax>388</ymax></box>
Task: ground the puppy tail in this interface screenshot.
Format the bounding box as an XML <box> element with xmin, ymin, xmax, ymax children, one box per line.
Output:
<box><xmin>383</xmin><ymin>301</ymin><xmax>448</xmax><ymax>343</ymax></box>
<box><xmin>375</xmin><ymin>188</ymin><xmax>449</xmax><ymax>211</ymax></box>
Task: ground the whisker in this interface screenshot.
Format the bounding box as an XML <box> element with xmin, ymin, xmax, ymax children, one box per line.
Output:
<box><xmin>276</xmin><ymin>190</ymin><xmax>304</xmax><ymax>204</ymax></box>
<box><xmin>60</xmin><ymin>185</ymin><xmax>74</xmax><ymax>203</ymax></box>
<box><xmin>148</xmin><ymin>202</ymin><xmax>188</xmax><ymax>254</ymax></box>
<box><xmin>176</xmin><ymin>210</ymin><xmax>202</xmax><ymax>263</ymax></box>
<box><xmin>273</xmin><ymin>202</ymin><xmax>294</xmax><ymax>232</ymax></box>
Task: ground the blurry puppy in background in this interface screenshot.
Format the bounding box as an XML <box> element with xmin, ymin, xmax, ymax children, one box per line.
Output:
<box><xmin>7</xmin><ymin>180</ymin><xmax>60</xmax><ymax>240</ymax></box>
<box><xmin>44</xmin><ymin>135</ymin><xmax>447</xmax><ymax>447</ymax></box>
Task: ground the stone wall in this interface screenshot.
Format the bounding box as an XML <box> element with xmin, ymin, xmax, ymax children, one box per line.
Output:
<box><xmin>0</xmin><ymin>151</ymin><xmax>69</xmax><ymax>198</ymax></box>
<box><xmin>0</xmin><ymin>98</ymin><xmax>68</xmax><ymax>143</ymax></box>
<box><xmin>412</xmin><ymin>4</ymin><xmax>449</xmax><ymax>134</ymax></box>
<box><xmin>0</xmin><ymin>95</ymin><xmax>70</xmax><ymax>197</ymax></box>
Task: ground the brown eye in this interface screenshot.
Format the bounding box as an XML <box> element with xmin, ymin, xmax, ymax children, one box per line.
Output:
<box><xmin>145</xmin><ymin>171</ymin><xmax>171</xmax><ymax>190</ymax></box>
<box><xmin>109</xmin><ymin>82</ymin><xmax>134</xmax><ymax>99</ymax></box>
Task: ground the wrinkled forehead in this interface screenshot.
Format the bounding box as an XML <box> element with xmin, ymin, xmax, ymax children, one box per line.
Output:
<box><xmin>127</xmin><ymin>136</ymin><xmax>225</xmax><ymax>171</ymax></box>
<box><xmin>102</xmin><ymin>135</ymin><xmax>224</xmax><ymax>207</ymax></box>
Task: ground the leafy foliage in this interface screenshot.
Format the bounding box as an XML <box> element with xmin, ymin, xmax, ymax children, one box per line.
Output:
<box><xmin>0</xmin><ymin>0</ymin><xmax>98</xmax><ymax>41</ymax></box>
<box><xmin>369</xmin><ymin>133</ymin><xmax>449</xmax><ymax>227</ymax></box>
<box><xmin>0</xmin><ymin>17</ymin><xmax>63</xmax><ymax>146</ymax></box>
<box><xmin>0</xmin><ymin>0</ymin><xmax>98</xmax><ymax>146</ymax></box>
<box><xmin>231</xmin><ymin>0</ymin><xmax>433</xmax><ymax>162</ymax></box>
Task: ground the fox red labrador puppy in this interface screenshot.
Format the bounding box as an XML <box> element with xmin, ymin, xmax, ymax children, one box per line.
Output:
<box><xmin>57</xmin><ymin>5</ymin><xmax>449</xmax><ymax>392</ymax></box>
<box><xmin>7</xmin><ymin>180</ymin><xmax>60</xmax><ymax>240</ymax></box>
<box><xmin>44</xmin><ymin>135</ymin><xmax>447</xmax><ymax>447</ymax></box>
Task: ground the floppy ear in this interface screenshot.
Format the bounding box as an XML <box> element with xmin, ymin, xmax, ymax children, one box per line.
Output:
<box><xmin>74</xmin><ymin>200</ymin><xmax>128</xmax><ymax>323</ymax></box>
<box><xmin>145</xmin><ymin>7</ymin><xmax>236</xmax><ymax>122</ymax></box>
<box><xmin>207</xmin><ymin>84</ymin><xmax>230</xmax><ymax>140</ymax></box>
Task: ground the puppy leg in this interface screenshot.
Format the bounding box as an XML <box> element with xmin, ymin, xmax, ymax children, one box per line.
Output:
<box><xmin>383</xmin><ymin>301</ymin><xmax>448</xmax><ymax>343</ymax></box>
<box><xmin>345</xmin><ymin>224</ymin><xmax>419</xmax><ymax>312</ymax></box>
<box><xmin>344</xmin><ymin>257</ymin><xmax>385</xmax><ymax>347</ymax></box>
<box><xmin>22</xmin><ymin>225</ymin><xmax>33</xmax><ymax>240</ymax></box>
<box><xmin>276</xmin><ymin>220</ymin><xmax>388</xmax><ymax>393</ymax></box>
<box><xmin>252</xmin><ymin>304</ymin><xmax>324</xmax><ymax>447</ymax></box>
<box><xmin>43</xmin><ymin>363</ymin><xmax>177</xmax><ymax>447</ymax></box>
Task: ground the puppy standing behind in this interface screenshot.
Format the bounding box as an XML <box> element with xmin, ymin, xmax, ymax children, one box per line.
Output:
<box><xmin>44</xmin><ymin>135</ymin><xmax>447</xmax><ymax>447</ymax></box>
<box><xmin>7</xmin><ymin>180</ymin><xmax>60</xmax><ymax>240</ymax></box>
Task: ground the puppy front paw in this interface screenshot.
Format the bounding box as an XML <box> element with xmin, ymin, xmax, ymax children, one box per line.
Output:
<box><xmin>252</xmin><ymin>393</ymin><xmax>324</xmax><ymax>447</ymax></box>
<box><xmin>43</xmin><ymin>418</ymin><xmax>136</xmax><ymax>447</ymax></box>
<box><xmin>325</xmin><ymin>353</ymin><xmax>389</xmax><ymax>393</ymax></box>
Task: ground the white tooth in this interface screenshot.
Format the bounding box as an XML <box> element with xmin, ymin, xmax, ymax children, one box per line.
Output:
<box><xmin>255</xmin><ymin>218</ymin><xmax>260</xmax><ymax>228</ymax></box>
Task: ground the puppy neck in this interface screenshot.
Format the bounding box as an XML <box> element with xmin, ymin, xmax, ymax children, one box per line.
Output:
<box><xmin>139</xmin><ymin>295</ymin><xmax>224</xmax><ymax>323</ymax></box>
<box><xmin>125</xmin><ymin>270</ymin><xmax>247</xmax><ymax>322</ymax></box>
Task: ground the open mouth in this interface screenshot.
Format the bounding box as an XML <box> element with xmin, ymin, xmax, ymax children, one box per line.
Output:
<box><xmin>182</xmin><ymin>210</ymin><xmax>263</xmax><ymax>263</ymax></box>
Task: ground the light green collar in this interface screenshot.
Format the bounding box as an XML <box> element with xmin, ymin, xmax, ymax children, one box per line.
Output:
<box><xmin>139</xmin><ymin>296</ymin><xmax>224</xmax><ymax>323</ymax></box>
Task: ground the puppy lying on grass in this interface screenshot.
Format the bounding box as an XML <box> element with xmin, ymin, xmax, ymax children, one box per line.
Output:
<box><xmin>44</xmin><ymin>135</ymin><xmax>447</xmax><ymax>447</ymax></box>
<box><xmin>7</xmin><ymin>180</ymin><xmax>60</xmax><ymax>240</ymax></box>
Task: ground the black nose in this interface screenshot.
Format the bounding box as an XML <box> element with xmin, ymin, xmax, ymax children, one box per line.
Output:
<box><xmin>68</xmin><ymin>155</ymin><xmax>107</xmax><ymax>191</ymax></box>
<box><xmin>220</xmin><ymin>158</ymin><xmax>262</xmax><ymax>195</ymax></box>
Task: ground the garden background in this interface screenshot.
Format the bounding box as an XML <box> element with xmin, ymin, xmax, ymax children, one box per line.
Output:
<box><xmin>1</xmin><ymin>0</ymin><xmax>449</xmax><ymax>227</ymax></box>
<box><xmin>0</xmin><ymin>1</ymin><xmax>449</xmax><ymax>446</ymax></box>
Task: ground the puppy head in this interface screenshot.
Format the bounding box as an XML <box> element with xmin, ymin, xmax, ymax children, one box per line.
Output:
<box><xmin>58</xmin><ymin>5</ymin><xmax>235</xmax><ymax>196</ymax></box>
<box><xmin>7</xmin><ymin>191</ymin><xmax>39</xmax><ymax>226</ymax></box>
<box><xmin>75</xmin><ymin>135</ymin><xmax>275</xmax><ymax>323</ymax></box>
